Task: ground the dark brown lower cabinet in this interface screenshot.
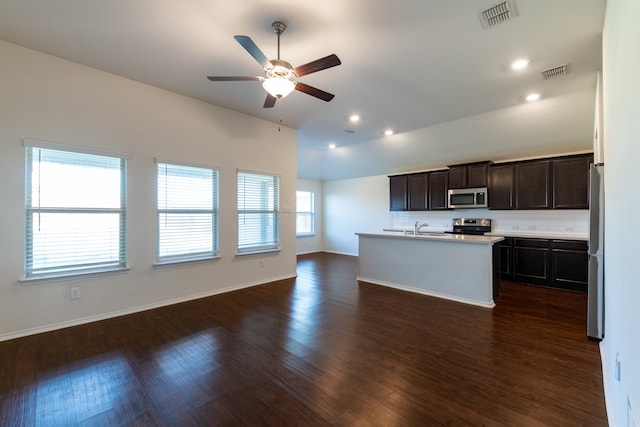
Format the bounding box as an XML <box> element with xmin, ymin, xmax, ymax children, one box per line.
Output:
<box><xmin>551</xmin><ymin>240</ymin><xmax>588</xmax><ymax>291</ymax></box>
<box><xmin>513</xmin><ymin>238</ymin><xmax>551</xmax><ymax>285</ymax></box>
<box><xmin>500</xmin><ymin>237</ymin><xmax>588</xmax><ymax>292</ymax></box>
<box><xmin>498</xmin><ymin>238</ymin><xmax>514</xmax><ymax>280</ymax></box>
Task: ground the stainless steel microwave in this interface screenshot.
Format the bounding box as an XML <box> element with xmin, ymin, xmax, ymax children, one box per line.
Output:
<box><xmin>448</xmin><ymin>187</ymin><xmax>488</xmax><ymax>209</ymax></box>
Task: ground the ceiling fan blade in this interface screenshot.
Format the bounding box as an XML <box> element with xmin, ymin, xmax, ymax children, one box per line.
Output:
<box><xmin>233</xmin><ymin>35</ymin><xmax>271</xmax><ymax>69</ymax></box>
<box><xmin>294</xmin><ymin>54</ymin><xmax>341</xmax><ymax>77</ymax></box>
<box><xmin>295</xmin><ymin>82</ymin><xmax>335</xmax><ymax>102</ymax></box>
<box><xmin>207</xmin><ymin>76</ymin><xmax>261</xmax><ymax>81</ymax></box>
<box><xmin>263</xmin><ymin>94</ymin><xmax>277</xmax><ymax>108</ymax></box>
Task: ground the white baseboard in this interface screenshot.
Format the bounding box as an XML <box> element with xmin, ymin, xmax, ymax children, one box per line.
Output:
<box><xmin>356</xmin><ymin>276</ymin><xmax>495</xmax><ymax>309</ymax></box>
<box><xmin>322</xmin><ymin>250</ymin><xmax>358</xmax><ymax>257</ymax></box>
<box><xmin>0</xmin><ymin>274</ymin><xmax>296</xmax><ymax>342</ymax></box>
<box><xmin>296</xmin><ymin>250</ymin><xmax>322</xmax><ymax>255</ymax></box>
<box><xmin>600</xmin><ymin>340</ymin><xmax>619</xmax><ymax>427</ymax></box>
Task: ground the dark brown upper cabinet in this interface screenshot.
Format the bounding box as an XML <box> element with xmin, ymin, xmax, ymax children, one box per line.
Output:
<box><xmin>552</xmin><ymin>154</ymin><xmax>593</xmax><ymax>209</ymax></box>
<box><xmin>488</xmin><ymin>163</ymin><xmax>515</xmax><ymax>210</ymax></box>
<box><xmin>407</xmin><ymin>172</ymin><xmax>429</xmax><ymax>211</ymax></box>
<box><xmin>448</xmin><ymin>162</ymin><xmax>490</xmax><ymax>189</ymax></box>
<box><xmin>515</xmin><ymin>159</ymin><xmax>552</xmax><ymax>209</ymax></box>
<box><xmin>447</xmin><ymin>166</ymin><xmax>467</xmax><ymax>189</ymax></box>
<box><xmin>428</xmin><ymin>170</ymin><xmax>449</xmax><ymax>210</ymax></box>
<box><xmin>389</xmin><ymin>175</ymin><xmax>408</xmax><ymax>211</ymax></box>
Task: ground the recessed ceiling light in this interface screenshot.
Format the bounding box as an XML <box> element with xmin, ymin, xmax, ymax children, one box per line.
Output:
<box><xmin>511</xmin><ymin>58</ymin><xmax>529</xmax><ymax>70</ymax></box>
<box><xmin>328</xmin><ymin>143</ymin><xmax>336</xmax><ymax>149</ymax></box>
<box><xmin>349</xmin><ymin>114</ymin><xmax>360</xmax><ymax>123</ymax></box>
<box><xmin>526</xmin><ymin>93</ymin><xmax>541</xmax><ymax>102</ymax></box>
<box><xmin>384</xmin><ymin>129</ymin><xmax>394</xmax><ymax>136</ymax></box>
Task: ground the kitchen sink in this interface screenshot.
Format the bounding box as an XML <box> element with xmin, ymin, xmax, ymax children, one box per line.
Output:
<box><xmin>403</xmin><ymin>231</ymin><xmax>448</xmax><ymax>237</ymax></box>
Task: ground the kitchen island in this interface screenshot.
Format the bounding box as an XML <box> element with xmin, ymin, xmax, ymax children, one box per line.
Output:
<box><xmin>356</xmin><ymin>231</ymin><xmax>504</xmax><ymax>307</ymax></box>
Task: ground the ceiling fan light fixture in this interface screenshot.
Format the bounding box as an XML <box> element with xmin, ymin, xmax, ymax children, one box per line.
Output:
<box><xmin>262</xmin><ymin>77</ymin><xmax>295</xmax><ymax>99</ymax></box>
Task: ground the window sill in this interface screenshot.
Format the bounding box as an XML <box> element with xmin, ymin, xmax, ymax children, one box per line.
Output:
<box><xmin>154</xmin><ymin>255</ymin><xmax>221</xmax><ymax>267</ymax></box>
<box><xmin>20</xmin><ymin>266</ymin><xmax>130</xmax><ymax>285</ymax></box>
<box><xmin>296</xmin><ymin>233</ymin><xmax>315</xmax><ymax>238</ymax></box>
<box><xmin>236</xmin><ymin>248</ymin><xmax>281</xmax><ymax>256</ymax></box>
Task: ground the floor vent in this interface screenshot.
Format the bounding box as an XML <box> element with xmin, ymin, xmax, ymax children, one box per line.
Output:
<box><xmin>541</xmin><ymin>64</ymin><xmax>570</xmax><ymax>80</ymax></box>
<box><xmin>479</xmin><ymin>1</ymin><xmax>517</xmax><ymax>29</ymax></box>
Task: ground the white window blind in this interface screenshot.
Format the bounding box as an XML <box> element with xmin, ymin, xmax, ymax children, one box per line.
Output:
<box><xmin>25</xmin><ymin>145</ymin><xmax>127</xmax><ymax>278</ymax></box>
<box><xmin>157</xmin><ymin>162</ymin><xmax>218</xmax><ymax>263</ymax></box>
<box><xmin>237</xmin><ymin>171</ymin><xmax>280</xmax><ymax>254</ymax></box>
<box><xmin>296</xmin><ymin>191</ymin><xmax>314</xmax><ymax>235</ymax></box>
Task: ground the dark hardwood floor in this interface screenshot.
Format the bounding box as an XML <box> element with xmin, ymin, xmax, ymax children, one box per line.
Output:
<box><xmin>0</xmin><ymin>252</ymin><xmax>607</xmax><ymax>426</ymax></box>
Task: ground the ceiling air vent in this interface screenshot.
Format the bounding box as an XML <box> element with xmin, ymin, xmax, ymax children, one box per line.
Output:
<box><xmin>541</xmin><ymin>64</ymin><xmax>570</xmax><ymax>80</ymax></box>
<box><xmin>479</xmin><ymin>1</ymin><xmax>517</xmax><ymax>29</ymax></box>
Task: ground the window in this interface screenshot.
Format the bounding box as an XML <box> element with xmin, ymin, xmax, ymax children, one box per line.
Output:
<box><xmin>237</xmin><ymin>171</ymin><xmax>280</xmax><ymax>254</ymax></box>
<box><xmin>156</xmin><ymin>161</ymin><xmax>218</xmax><ymax>263</ymax></box>
<box><xmin>24</xmin><ymin>142</ymin><xmax>127</xmax><ymax>279</ymax></box>
<box><xmin>296</xmin><ymin>191</ymin><xmax>314</xmax><ymax>236</ymax></box>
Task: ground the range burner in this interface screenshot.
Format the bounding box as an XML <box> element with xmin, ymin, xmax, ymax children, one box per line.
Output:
<box><xmin>445</xmin><ymin>218</ymin><xmax>492</xmax><ymax>235</ymax></box>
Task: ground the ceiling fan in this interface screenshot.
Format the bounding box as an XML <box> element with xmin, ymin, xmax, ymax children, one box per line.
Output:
<box><xmin>207</xmin><ymin>21</ymin><xmax>341</xmax><ymax>108</ymax></box>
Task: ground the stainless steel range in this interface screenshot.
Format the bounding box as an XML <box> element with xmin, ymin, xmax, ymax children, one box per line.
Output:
<box><xmin>446</xmin><ymin>218</ymin><xmax>492</xmax><ymax>235</ymax></box>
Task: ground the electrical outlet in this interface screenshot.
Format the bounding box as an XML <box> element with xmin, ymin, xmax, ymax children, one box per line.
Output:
<box><xmin>70</xmin><ymin>287</ymin><xmax>81</xmax><ymax>300</ymax></box>
<box><xmin>615</xmin><ymin>351</ymin><xmax>622</xmax><ymax>382</ymax></box>
<box><xmin>259</xmin><ymin>259</ymin><xmax>265</xmax><ymax>268</ymax></box>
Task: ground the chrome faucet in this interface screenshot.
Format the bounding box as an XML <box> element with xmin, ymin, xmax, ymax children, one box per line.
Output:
<box><xmin>414</xmin><ymin>221</ymin><xmax>428</xmax><ymax>235</ymax></box>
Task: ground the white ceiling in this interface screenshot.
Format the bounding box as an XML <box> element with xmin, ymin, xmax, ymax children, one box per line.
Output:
<box><xmin>0</xmin><ymin>0</ymin><xmax>605</xmax><ymax>181</ymax></box>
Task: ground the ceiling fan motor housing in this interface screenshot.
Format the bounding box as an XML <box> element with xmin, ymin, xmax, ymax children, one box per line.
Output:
<box><xmin>272</xmin><ymin>21</ymin><xmax>286</xmax><ymax>34</ymax></box>
<box><xmin>266</xmin><ymin>59</ymin><xmax>295</xmax><ymax>77</ymax></box>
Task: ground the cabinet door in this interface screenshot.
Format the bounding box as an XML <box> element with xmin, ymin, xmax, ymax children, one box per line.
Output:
<box><xmin>499</xmin><ymin>238</ymin><xmax>514</xmax><ymax>280</ymax></box>
<box><xmin>467</xmin><ymin>163</ymin><xmax>489</xmax><ymax>188</ymax></box>
<box><xmin>428</xmin><ymin>171</ymin><xmax>449</xmax><ymax>210</ymax></box>
<box><xmin>552</xmin><ymin>240</ymin><xmax>588</xmax><ymax>291</ymax></box>
<box><xmin>389</xmin><ymin>175</ymin><xmax>408</xmax><ymax>211</ymax></box>
<box><xmin>447</xmin><ymin>166</ymin><xmax>467</xmax><ymax>189</ymax></box>
<box><xmin>553</xmin><ymin>155</ymin><xmax>592</xmax><ymax>209</ymax></box>
<box><xmin>515</xmin><ymin>160</ymin><xmax>552</xmax><ymax>209</ymax></box>
<box><xmin>514</xmin><ymin>238</ymin><xmax>551</xmax><ymax>285</ymax></box>
<box><xmin>488</xmin><ymin>164</ymin><xmax>515</xmax><ymax>209</ymax></box>
<box><xmin>408</xmin><ymin>173</ymin><xmax>429</xmax><ymax>211</ymax></box>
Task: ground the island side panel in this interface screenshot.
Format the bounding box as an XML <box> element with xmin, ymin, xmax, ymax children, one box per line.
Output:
<box><xmin>357</xmin><ymin>234</ymin><xmax>495</xmax><ymax>307</ymax></box>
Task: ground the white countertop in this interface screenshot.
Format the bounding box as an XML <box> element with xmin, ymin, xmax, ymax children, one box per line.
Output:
<box><xmin>357</xmin><ymin>231</ymin><xmax>504</xmax><ymax>244</ymax></box>
<box><xmin>381</xmin><ymin>228</ymin><xmax>588</xmax><ymax>241</ymax></box>
<box><xmin>487</xmin><ymin>231</ymin><xmax>589</xmax><ymax>241</ymax></box>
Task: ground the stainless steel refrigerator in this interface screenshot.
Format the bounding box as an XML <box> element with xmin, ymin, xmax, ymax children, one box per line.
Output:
<box><xmin>587</xmin><ymin>163</ymin><xmax>605</xmax><ymax>339</ymax></box>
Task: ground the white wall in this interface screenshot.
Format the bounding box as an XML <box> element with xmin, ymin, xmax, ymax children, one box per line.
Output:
<box><xmin>323</xmin><ymin>175</ymin><xmax>393</xmax><ymax>256</ymax></box>
<box><xmin>296</xmin><ymin>178</ymin><xmax>323</xmax><ymax>254</ymax></box>
<box><xmin>601</xmin><ymin>1</ymin><xmax>640</xmax><ymax>425</ymax></box>
<box><xmin>390</xmin><ymin>209</ymin><xmax>589</xmax><ymax>237</ymax></box>
<box><xmin>0</xmin><ymin>41</ymin><xmax>297</xmax><ymax>340</ymax></box>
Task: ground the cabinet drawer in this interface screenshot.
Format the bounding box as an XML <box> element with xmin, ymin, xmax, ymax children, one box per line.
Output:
<box><xmin>552</xmin><ymin>240</ymin><xmax>588</xmax><ymax>251</ymax></box>
<box><xmin>514</xmin><ymin>238</ymin><xmax>549</xmax><ymax>249</ymax></box>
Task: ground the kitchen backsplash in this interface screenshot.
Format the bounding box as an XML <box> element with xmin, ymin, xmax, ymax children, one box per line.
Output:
<box><xmin>390</xmin><ymin>209</ymin><xmax>589</xmax><ymax>238</ymax></box>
